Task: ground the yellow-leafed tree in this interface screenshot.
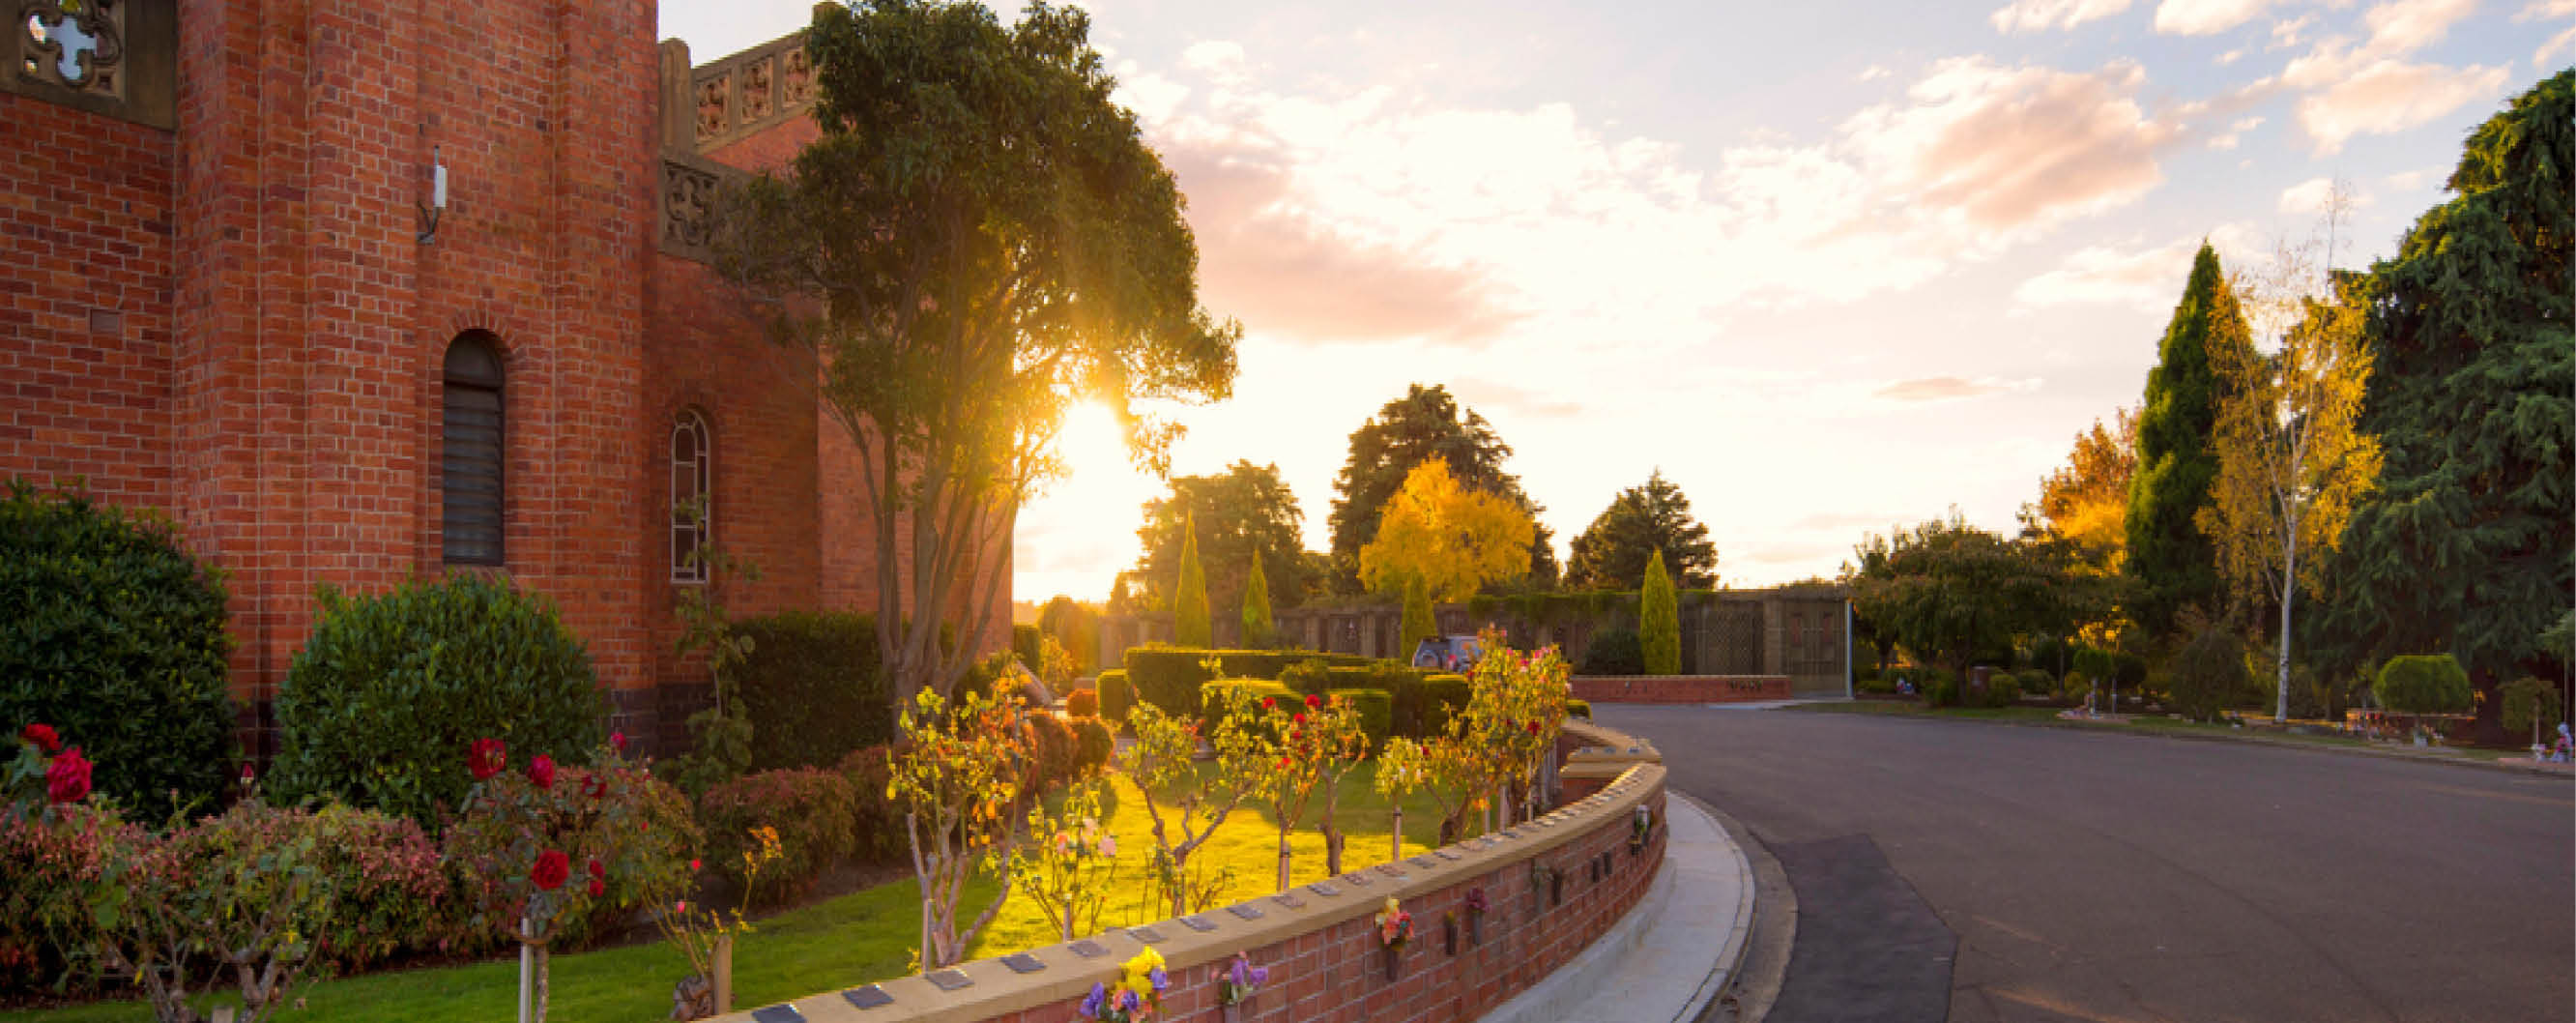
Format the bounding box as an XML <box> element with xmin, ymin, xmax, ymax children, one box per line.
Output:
<box><xmin>1358</xmin><ymin>457</ymin><xmax>1536</xmax><ymax>602</ymax></box>
<box><xmin>2199</xmin><ymin>194</ymin><xmax>2383</xmax><ymax>723</ymax></box>
<box><xmin>2037</xmin><ymin>408</ymin><xmax>2137</xmax><ymax>576</ymax></box>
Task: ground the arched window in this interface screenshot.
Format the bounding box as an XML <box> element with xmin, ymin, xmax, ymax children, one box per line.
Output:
<box><xmin>441</xmin><ymin>333</ymin><xmax>507</xmax><ymax>566</ymax></box>
<box><xmin>670</xmin><ymin>410</ymin><xmax>711</xmax><ymax>582</ymax></box>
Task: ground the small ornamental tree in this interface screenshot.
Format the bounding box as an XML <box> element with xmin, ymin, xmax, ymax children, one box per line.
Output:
<box><xmin>1254</xmin><ymin>695</ymin><xmax>1325</xmax><ymax>892</ymax></box>
<box><xmin>1376</xmin><ymin>733</ymin><xmax>1484</xmax><ymax>856</ymax></box>
<box><xmin>887</xmin><ymin>688</ymin><xmax>1031</xmax><ymax>968</ymax></box>
<box><xmin>1458</xmin><ymin>635</ymin><xmax>1569</xmax><ymax>826</ymax></box>
<box><xmin>1305</xmin><ymin>694</ymin><xmax>1373</xmax><ymax>876</ymax></box>
<box><xmin>1173</xmin><ymin>516</ymin><xmax>1212</xmax><ymax>648</ymax></box>
<box><xmin>444</xmin><ymin>736</ymin><xmax>696</xmax><ymax>1023</ymax></box>
<box><xmin>1240</xmin><ymin>555</ymin><xmax>1275</xmax><ymax>649</ymax></box>
<box><xmin>2498</xmin><ymin>678</ymin><xmax>2565</xmax><ymax>752</ymax></box>
<box><xmin>1638</xmin><ymin>550</ymin><xmax>1680</xmax><ymax>676</ymax></box>
<box><xmin>1119</xmin><ymin>692</ymin><xmax>1267</xmax><ymax>916</ymax></box>
<box><xmin>1009</xmin><ymin>779</ymin><xmax>1118</xmax><ymax>943</ymax></box>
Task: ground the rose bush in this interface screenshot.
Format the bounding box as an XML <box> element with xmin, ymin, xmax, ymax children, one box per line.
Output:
<box><xmin>694</xmin><ymin>767</ymin><xmax>860</xmax><ymax>907</ymax></box>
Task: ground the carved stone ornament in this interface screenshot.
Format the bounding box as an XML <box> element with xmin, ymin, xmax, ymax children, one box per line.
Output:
<box><xmin>780</xmin><ymin>45</ymin><xmax>813</xmax><ymax>106</ymax></box>
<box><xmin>662</xmin><ymin>160</ymin><xmax>719</xmax><ymax>253</ymax></box>
<box><xmin>695</xmin><ymin>72</ymin><xmax>729</xmax><ymax>139</ymax></box>
<box><xmin>739</xmin><ymin>56</ymin><xmax>772</xmax><ymax>122</ymax></box>
<box><xmin>18</xmin><ymin>0</ymin><xmax>123</xmax><ymax>98</ymax></box>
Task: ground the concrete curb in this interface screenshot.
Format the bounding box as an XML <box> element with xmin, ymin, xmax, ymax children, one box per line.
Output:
<box><xmin>1776</xmin><ymin>701</ymin><xmax>2576</xmax><ymax>780</ymax></box>
<box><xmin>1477</xmin><ymin>792</ymin><xmax>1754</xmax><ymax>1023</ymax></box>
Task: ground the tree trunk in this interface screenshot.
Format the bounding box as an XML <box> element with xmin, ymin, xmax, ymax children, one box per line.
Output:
<box><xmin>2276</xmin><ymin>515</ymin><xmax>2297</xmax><ymax>723</ymax></box>
<box><xmin>1276</xmin><ymin>832</ymin><xmax>1292</xmax><ymax>891</ymax></box>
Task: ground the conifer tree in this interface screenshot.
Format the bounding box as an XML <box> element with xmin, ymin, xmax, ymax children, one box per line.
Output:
<box><xmin>1240</xmin><ymin>553</ymin><xmax>1274</xmax><ymax>649</ymax></box>
<box><xmin>1401</xmin><ymin>574</ymin><xmax>1437</xmax><ymax>653</ymax></box>
<box><xmin>1173</xmin><ymin>515</ymin><xmax>1211</xmax><ymax>647</ymax></box>
<box><xmin>2312</xmin><ymin>71</ymin><xmax>2573</xmax><ymax>736</ymax></box>
<box><xmin>1639</xmin><ymin>550</ymin><xmax>1680</xmax><ymax>675</ymax></box>
<box><xmin>2126</xmin><ymin>243</ymin><xmax>2250</xmax><ymax>640</ymax></box>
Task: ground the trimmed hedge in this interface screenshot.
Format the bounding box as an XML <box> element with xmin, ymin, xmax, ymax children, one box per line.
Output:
<box><xmin>1566</xmin><ymin>697</ymin><xmax>1592</xmax><ymax>719</ymax></box>
<box><xmin>1422</xmin><ymin>674</ymin><xmax>1472</xmax><ymax>735</ymax></box>
<box><xmin>1579</xmin><ymin>628</ymin><xmax>1645</xmax><ymax>675</ymax></box>
<box><xmin>274</xmin><ymin>573</ymin><xmax>604</xmax><ymax>826</ymax></box>
<box><xmin>1</xmin><ymin>481</ymin><xmax>235</xmax><ymax>808</ymax></box>
<box><xmin>733</xmin><ymin>611</ymin><xmax>892</xmax><ymax>772</ymax></box>
<box><xmin>1124</xmin><ymin>646</ymin><xmax>1321</xmax><ymax>715</ymax></box>
<box><xmin>1097</xmin><ymin>669</ymin><xmax>1133</xmax><ymax>721</ymax></box>
<box><xmin>1328</xmin><ymin>687</ymin><xmax>1393</xmax><ymax>749</ymax></box>
<box><xmin>2374</xmin><ymin>655</ymin><xmax>2472</xmax><ymax>716</ymax></box>
<box><xmin>1072</xmin><ymin>717</ymin><xmax>1114</xmax><ymax>775</ymax></box>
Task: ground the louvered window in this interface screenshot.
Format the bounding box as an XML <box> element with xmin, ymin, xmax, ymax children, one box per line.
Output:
<box><xmin>442</xmin><ymin>333</ymin><xmax>506</xmax><ymax>566</ymax></box>
<box><xmin>671</xmin><ymin>410</ymin><xmax>711</xmax><ymax>582</ymax></box>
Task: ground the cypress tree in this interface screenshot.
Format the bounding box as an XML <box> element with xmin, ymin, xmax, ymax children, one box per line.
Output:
<box><xmin>2125</xmin><ymin>243</ymin><xmax>2249</xmax><ymax>639</ymax></box>
<box><xmin>1400</xmin><ymin>573</ymin><xmax>1436</xmax><ymax>654</ymax></box>
<box><xmin>1639</xmin><ymin>550</ymin><xmax>1680</xmax><ymax>675</ymax></box>
<box><xmin>1173</xmin><ymin>514</ymin><xmax>1211</xmax><ymax>647</ymax></box>
<box><xmin>2311</xmin><ymin>72</ymin><xmax>2573</xmax><ymax>738</ymax></box>
<box><xmin>1240</xmin><ymin>554</ymin><xmax>1274</xmax><ymax>648</ymax></box>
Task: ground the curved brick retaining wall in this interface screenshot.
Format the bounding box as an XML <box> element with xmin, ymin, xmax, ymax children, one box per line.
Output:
<box><xmin>1573</xmin><ymin>674</ymin><xmax>1794</xmax><ymax>704</ymax></box>
<box><xmin>710</xmin><ymin>736</ymin><xmax>1669</xmax><ymax>1023</ymax></box>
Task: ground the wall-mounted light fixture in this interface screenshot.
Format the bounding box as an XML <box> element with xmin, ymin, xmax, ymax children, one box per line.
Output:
<box><xmin>417</xmin><ymin>145</ymin><xmax>448</xmax><ymax>244</ymax></box>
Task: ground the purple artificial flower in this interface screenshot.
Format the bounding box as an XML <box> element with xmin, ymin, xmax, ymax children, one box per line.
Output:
<box><xmin>1118</xmin><ymin>989</ymin><xmax>1142</xmax><ymax>1012</ymax></box>
<box><xmin>1229</xmin><ymin>956</ymin><xmax>1249</xmax><ymax>989</ymax></box>
<box><xmin>1249</xmin><ymin>963</ymin><xmax>1269</xmax><ymax>987</ymax></box>
<box><xmin>1148</xmin><ymin>966</ymin><xmax>1169</xmax><ymax>991</ymax></box>
<box><xmin>1081</xmin><ymin>982</ymin><xmax>1107</xmax><ymax>1017</ymax></box>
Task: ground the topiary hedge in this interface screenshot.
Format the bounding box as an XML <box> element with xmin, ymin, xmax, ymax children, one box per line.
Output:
<box><xmin>1097</xmin><ymin>669</ymin><xmax>1134</xmax><ymax>721</ymax></box>
<box><xmin>1123</xmin><ymin>646</ymin><xmax>1314</xmax><ymax>715</ymax></box>
<box><xmin>1422</xmin><ymin>674</ymin><xmax>1472</xmax><ymax>735</ymax></box>
<box><xmin>732</xmin><ymin>611</ymin><xmax>892</xmax><ymax>772</ymax></box>
<box><xmin>1565</xmin><ymin>697</ymin><xmax>1592</xmax><ymax>719</ymax></box>
<box><xmin>2374</xmin><ymin>655</ymin><xmax>2472</xmax><ymax>716</ymax></box>
<box><xmin>272</xmin><ymin>573</ymin><xmax>604</xmax><ymax>825</ymax></box>
<box><xmin>1578</xmin><ymin>628</ymin><xmax>1645</xmax><ymax>676</ymax></box>
<box><xmin>0</xmin><ymin>480</ymin><xmax>235</xmax><ymax>808</ymax></box>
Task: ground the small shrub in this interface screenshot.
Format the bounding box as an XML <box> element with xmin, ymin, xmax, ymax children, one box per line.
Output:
<box><xmin>2014</xmin><ymin>669</ymin><xmax>2054</xmax><ymax>701</ymax></box>
<box><xmin>1565</xmin><ymin>698</ymin><xmax>1592</xmax><ymax>719</ymax></box>
<box><xmin>1925</xmin><ymin>672</ymin><xmax>1961</xmax><ymax>709</ymax></box>
<box><xmin>1097</xmin><ymin>669</ymin><xmax>1134</xmax><ymax>721</ymax></box>
<box><xmin>305</xmin><ymin>803</ymin><xmax>467</xmax><ymax>972</ymax></box>
<box><xmin>1022</xmin><ymin>715</ymin><xmax>1079</xmax><ymax>787</ymax></box>
<box><xmin>1579</xmin><ymin>628</ymin><xmax>1645</xmax><ymax>676</ymax></box>
<box><xmin>274</xmin><ymin>574</ymin><xmax>604</xmax><ymax>826</ymax></box>
<box><xmin>1070</xmin><ymin>717</ymin><xmax>1114</xmax><ymax>777</ymax></box>
<box><xmin>1281</xmin><ymin>658</ymin><xmax>1335</xmax><ymax>696</ymax></box>
<box><xmin>0</xmin><ymin>481</ymin><xmax>234</xmax><ymax>808</ymax></box>
<box><xmin>695</xmin><ymin>768</ymin><xmax>859</xmax><ymax>908</ymax></box>
<box><xmin>1328</xmin><ymin>688</ymin><xmax>1393</xmax><ymax>749</ymax></box>
<box><xmin>1856</xmin><ymin>674</ymin><xmax>1896</xmax><ymax>695</ymax></box>
<box><xmin>2374</xmin><ymin>655</ymin><xmax>2472</xmax><ymax>716</ymax></box>
<box><xmin>2498</xmin><ymin>677</ymin><xmax>2564</xmax><ymax>740</ymax></box>
<box><xmin>1065</xmin><ymin>688</ymin><xmax>1099</xmax><ymax>717</ymax></box>
<box><xmin>0</xmin><ymin>803</ymin><xmax>132</xmax><ymax>994</ymax></box>
<box><xmin>833</xmin><ymin>744</ymin><xmax>906</xmax><ymax>865</ymax></box>
<box><xmin>1201</xmin><ymin>679</ymin><xmax>1297</xmax><ymax>734</ymax></box>
<box><xmin>1984</xmin><ymin>676</ymin><xmax>2022</xmax><ymax>709</ymax></box>
<box><xmin>733</xmin><ymin>611</ymin><xmax>892</xmax><ymax>772</ymax></box>
<box><xmin>440</xmin><ymin>742</ymin><xmax>698</xmax><ymax>955</ymax></box>
<box><xmin>2169</xmin><ymin>627</ymin><xmax>2247</xmax><ymax>722</ymax></box>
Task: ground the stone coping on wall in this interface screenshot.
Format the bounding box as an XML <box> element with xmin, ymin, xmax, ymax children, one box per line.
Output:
<box><xmin>708</xmin><ymin>761</ymin><xmax>1668</xmax><ymax>1023</ymax></box>
<box><xmin>1572</xmin><ymin>675</ymin><xmax>1795</xmax><ymax>704</ymax></box>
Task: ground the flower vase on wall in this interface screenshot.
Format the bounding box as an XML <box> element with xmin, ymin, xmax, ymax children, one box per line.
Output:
<box><xmin>1382</xmin><ymin>944</ymin><xmax>1404</xmax><ymax>981</ymax></box>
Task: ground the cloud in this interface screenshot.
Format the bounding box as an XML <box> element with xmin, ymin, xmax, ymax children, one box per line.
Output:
<box><xmin>2523</xmin><ymin>0</ymin><xmax>2576</xmax><ymax>65</ymax></box>
<box><xmin>1452</xmin><ymin>378</ymin><xmax>1586</xmax><ymax>420</ymax></box>
<box><xmin>2275</xmin><ymin>0</ymin><xmax>2512</xmax><ymax>153</ymax></box>
<box><xmin>1859</xmin><ymin>64</ymin><xmax>1894</xmax><ymax>82</ymax></box>
<box><xmin>2156</xmin><ymin>0</ymin><xmax>2276</xmax><ymax>35</ymax></box>
<box><xmin>1839</xmin><ymin>58</ymin><xmax>2184</xmax><ymax>231</ymax></box>
<box><xmin>1990</xmin><ymin>0</ymin><xmax>2135</xmax><ymax>33</ymax></box>
<box><xmin>2206</xmin><ymin>113</ymin><xmax>2264</xmax><ymax>148</ymax></box>
<box><xmin>2014</xmin><ymin>238</ymin><xmax>2199</xmax><ymax>308</ymax></box>
<box><xmin>2270</xmin><ymin>14</ymin><xmax>2318</xmax><ymax>48</ymax></box>
<box><xmin>1180</xmin><ymin>40</ymin><xmax>1246</xmax><ymax>74</ymax></box>
<box><xmin>2278</xmin><ymin>175</ymin><xmax>2370</xmax><ymax>213</ymax></box>
<box><xmin>1872</xmin><ymin>375</ymin><xmax>2042</xmax><ymax>402</ymax></box>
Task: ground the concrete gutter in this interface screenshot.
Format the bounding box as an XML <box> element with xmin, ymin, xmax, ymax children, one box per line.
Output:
<box><xmin>1478</xmin><ymin>791</ymin><xmax>1754</xmax><ymax>1023</ymax></box>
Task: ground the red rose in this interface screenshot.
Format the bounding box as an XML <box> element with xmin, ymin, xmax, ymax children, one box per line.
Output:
<box><xmin>469</xmin><ymin>738</ymin><xmax>507</xmax><ymax>780</ymax></box>
<box><xmin>689</xmin><ymin>859</ymin><xmax>703</xmax><ymax>872</ymax></box>
<box><xmin>1293</xmin><ymin>713</ymin><xmax>1307</xmax><ymax>725</ymax></box>
<box><xmin>527</xmin><ymin>754</ymin><xmax>556</xmax><ymax>790</ymax></box>
<box><xmin>239</xmin><ymin>760</ymin><xmax>256</xmax><ymax>787</ymax></box>
<box><xmin>587</xmin><ymin>877</ymin><xmax>605</xmax><ymax>898</ymax></box>
<box><xmin>587</xmin><ymin>858</ymin><xmax>604</xmax><ymax>879</ymax></box>
<box><xmin>580</xmin><ymin>772</ymin><xmax>607</xmax><ymax>801</ymax></box>
<box><xmin>46</xmin><ymin>746</ymin><xmax>92</xmax><ymax>804</ymax></box>
<box><xmin>610</xmin><ymin>730</ymin><xmax>627</xmax><ymax>754</ymax></box>
<box><xmin>1305</xmin><ymin>693</ymin><xmax>1321</xmax><ymax>709</ymax></box>
<box><xmin>531</xmin><ymin>849</ymin><xmax>570</xmax><ymax>891</ymax></box>
<box><xmin>19</xmin><ymin>723</ymin><xmax>60</xmax><ymax>754</ymax></box>
<box><xmin>1526</xmin><ymin>721</ymin><xmax>1541</xmax><ymax>734</ymax></box>
<box><xmin>1260</xmin><ymin>697</ymin><xmax>1276</xmax><ymax>710</ymax></box>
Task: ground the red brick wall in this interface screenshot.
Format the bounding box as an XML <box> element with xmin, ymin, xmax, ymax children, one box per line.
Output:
<box><xmin>0</xmin><ymin>93</ymin><xmax>178</xmax><ymax>509</ymax></box>
<box><xmin>1573</xmin><ymin>675</ymin><xmax>1794</xmax><ymax>704</ymax></box>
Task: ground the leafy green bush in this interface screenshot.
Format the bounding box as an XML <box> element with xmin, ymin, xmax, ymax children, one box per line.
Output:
<box><xmin>1856</xmin><ymin>674</ymin><xmax>1896</xmax><ymax>695</ymax></box>
<box><xmin>1200</xmin><ymin>679</ymin><xmax>1296</xmax><ymax>726</ymax></box>
<box><xmin>272</xmin><ymin>574</ymin><xmax>603</xmax><ymax>825</ymax></box>
<box><xmin>2374</xmin><ymin>655</ymin><xmax>2472</xmax><ymax>716</ymax></box>
<box><xmin>2169</xmin><ymin>627</ymin><xmax>2247</xmax><ymax>722</ymax></box>
<box><xmin>1012</xmin><ymin>624</ymin><xmax>1045</xmax><ymax>669</ymax></box>
<box><xmin>1097</xmin><ymin>669</ymin><xmax>1134</xmax><ymax>721</ymax></box>
<box><xmin>305</xmin><ymin>803</ymin><xmax>469</xmax><ymax>971</ymax></box>
<box><xmin>1565</xmin><ymin>697</ymin><xmax>1592</xmax><ymax>719</ymax></box>
<box><xmin>1924</xmin><ymin>672</ymin><xmax>1961</xmax><ymax>709</ymax></box>
<box><xmin>833</xmin><ymin>744</ymin><xmax>906</xmax><ymax>865</ymax></box>
<box><xmin>1984</xmin><ymin>675</ymin><xmax>2022</xmax><ymax>709</ymax></box>
<box><xmin>1422</xmin><ymin>674</ymin><xmax>1472</xmax><ymax>735</ymax></box>
<box><xmin>1122</xmin><ymin>646</ymin><xmax>1315</xmax><ymax>713</ymax></box>
<box><xmin>1023</xmin><ymin>714</ymin><xmax>1079</xmax><ymax>786</ymax></box>
<box><xmin>1579</xmin><ymin>628</ymin><xmax>1645</xmax><ymax>675</ymax></box>
<box><xmin>1281</xmin><ymin>658</ymin><xmax>1335</xmax><ymax>696</ymax></box>
<box><xmin>697</xmin><ymin>767</ymin><xmax>859</xmax><ymax>907</ymax></box>
<box><xmin>733</xmin><ymin>611</ymin><xmax>891</xmax><ymax>771</ymax></box>
<box><xmin>2015</xmin><ymin>668</ymin><xmax>2055</xmax><ymax>697</ymax></box>
<box><xmin>1070</xmin><ymin>717</ymin><xmax>1114</xmax><ymax>777</ymax></box>
<box><xmin>0</xmin><ymin>802</ymin><xmax>132</xmax><ymax>993</ymax></box>
<box><xmin>1328</xmin><ymin>687</ymin><xmax>1393</xmax><ymax>749</ymax></box>
<box><xmin>0</xmin><ymin>481</ymin><xmax>234</xmax><ymax>808</ymax></box>
<box><xmin>1066</xmin><ymin>688</ymin><xmax>1099</xmax><ymax>717</ymax></box>
<box><xmin>2498</xmin><ymin>677</ymin><xmax>2564</xmax><ymax>738</ymax></box>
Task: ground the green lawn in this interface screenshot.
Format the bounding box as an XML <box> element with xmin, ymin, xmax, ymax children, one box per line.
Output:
<box><xmin>0</xmin><ymin>762</ymin><xmax>1453</xmax><ymax>1023</ymax></box>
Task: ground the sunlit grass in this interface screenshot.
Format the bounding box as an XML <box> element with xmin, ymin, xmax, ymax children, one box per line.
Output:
<box><xmin>0</xmin><ymin>762</ymin><xmax>1453</xmax><ymax>1023</ymax></box>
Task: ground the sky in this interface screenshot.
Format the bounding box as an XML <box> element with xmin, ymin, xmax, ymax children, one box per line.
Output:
<box><xmin>661</xmin><ymin>0</ymin><xmax>2571</xmax><ymax>603</ymax></box>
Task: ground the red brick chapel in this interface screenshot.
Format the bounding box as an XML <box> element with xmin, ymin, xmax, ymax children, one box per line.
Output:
<box><xmin>0</xmin><ymin>1</ymin><xmax>1005</xmax><ymax>754</ymax></box>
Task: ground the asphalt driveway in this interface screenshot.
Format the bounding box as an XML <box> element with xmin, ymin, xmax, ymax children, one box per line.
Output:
<box><xmin>1602</xmin><ymin>704</ymin><xmax>2575</xmax><ymax>1023</ymax></box>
